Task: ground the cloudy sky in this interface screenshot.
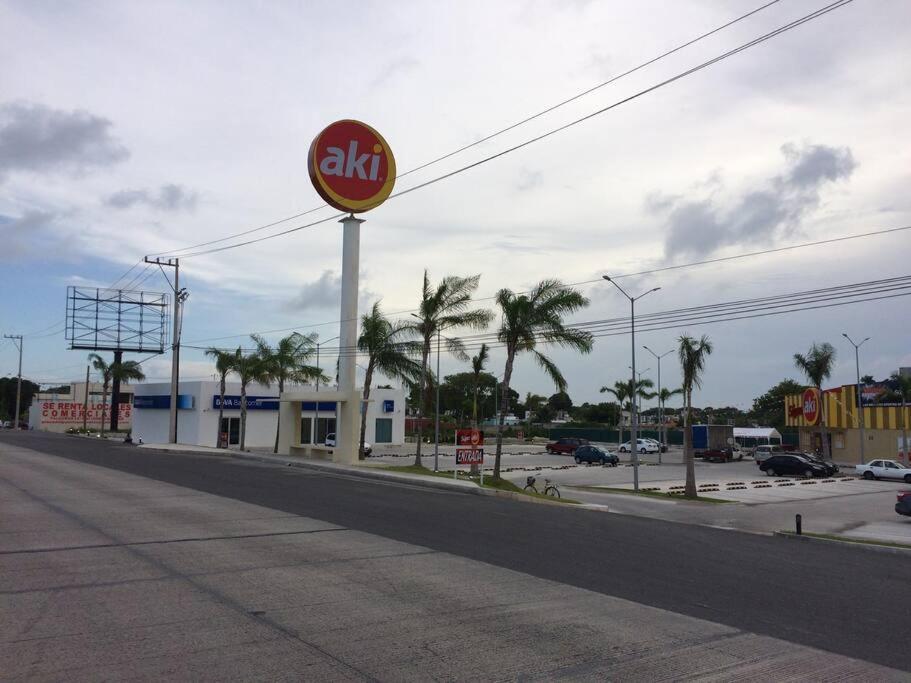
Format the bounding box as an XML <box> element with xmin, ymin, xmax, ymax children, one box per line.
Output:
<box><xmin>2</xmin><ymin>0</ymin><xmax>909</xmax><ymax>411</ymax></box>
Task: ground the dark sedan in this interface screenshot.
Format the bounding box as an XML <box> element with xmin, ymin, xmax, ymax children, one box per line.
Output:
<box><xmin>796</xmin><ymin>451</ymin><xmax>839</xmax><ymax>476</ymax></box>
<box><xmin>574</xmin><ymin>445</ymin><xmax>619</xmax><ymax>466</ymax></box>
<box><xmin>896</xmin><ymin>491</ymin><xmax>911</xmax><ymax>517</ymax></box>
<box><xmin>759</xmin><ymin>454</ymin><xmax>828</xmax><ymax>478</ymax></box>
<box><xmin>545</xmin><ymin>437</ymin><xmax>588</xmax><ymax>455</ymax></box>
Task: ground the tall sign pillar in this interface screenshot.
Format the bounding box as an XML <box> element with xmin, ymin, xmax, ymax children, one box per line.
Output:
<box><xmin>335</xmin><ymin>214</ymin><xmax>364</xmax><ymax>463</ymax></box>
<box><xmin>308</xmin><ymin>119</ymin><xmax>396</xmax><ymax>464</ymax></box>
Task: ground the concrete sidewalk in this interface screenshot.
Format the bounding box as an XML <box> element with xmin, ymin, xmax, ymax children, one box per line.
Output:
<box><xmin>2</xmin><ymin>442</ymin><xmax>904</xmax><ymax>680</ymax></box>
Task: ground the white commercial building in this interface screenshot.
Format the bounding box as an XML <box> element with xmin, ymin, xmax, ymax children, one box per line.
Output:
<box><xmin>132</xmin><ymin>380</ymin><xmax>405</xmax><ymax>449</ymax></box>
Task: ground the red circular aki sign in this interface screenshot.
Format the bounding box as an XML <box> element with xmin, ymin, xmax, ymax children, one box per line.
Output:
<box><xmin>802</xmin><ymin>388</ymin><xmax>820</xmax><ymax>425</ymax></box>
<box><xmin>308</xmin><ymin>120</ymin><xmax>396</xmax><ymax>213</ymax></box>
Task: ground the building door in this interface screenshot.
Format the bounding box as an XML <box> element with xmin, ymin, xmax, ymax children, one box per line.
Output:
<box><xmin>221</xmin><ymin>417</ymin><xmax>240</xmax><ymax>445</ymax></box>
<box><xmin>375</xmin><ymin>418</ymin><xmax>393</xmax><ymax>443</ymax></box>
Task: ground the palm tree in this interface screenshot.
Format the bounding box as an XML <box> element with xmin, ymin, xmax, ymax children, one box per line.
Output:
<box><xmin>493</xmin><ymin>280</ymin><xmax>593</xmax><ymax>480</ymax></box>
<box><xmin>471</xmin><ymin>343</ymin><xmax>490</xmax><ymax>427</ymax></box>
<box><xmin>88</xmin><ymin>353</ymin><xmax>112</xmax><ymax>436</ymax></box>
<box><xmin>678</xmin><ymin>334</ymin><xmax>714</xmax><ymax>498</ymax></box>
<box><xmin>600</xmin><ymin>378</ymin><xmax>655</xmax><ymax>447</ymax></box>
<box><xmin>405</xmin><ymin>270</ymin><xmax>493</xmax><ymax>468</ymax></box>
<box><xmin>253</xmin><ymin>332</ymin><xmax>326</xmax><ymax>453</ymax></box>
<box><xmin>657</xmin><ymin>386</ymin><xmax>683</xmax><ymax>446</ymax></box>
<box><xmin>87</xmin><ymin>353</ymin><xmax>145</xmax><ymax>436</ymax></box>
<box><xmin>358</xmin><ymin>302</ymin><xmax>422</xmax><ymax>459</ymax></box>
<box><xmin>793</xmin><ymin>342</ymin><xmax>836</xmax><ymax>460</ymax></box>
<box><xmin>206</xmin><ymin>347</ymin><xmax>240</xmax><ymax>447</ymax></box>
<box><xmin>230</xmin><ymin>348</ymin><xmax>269</xmax><ymax>451</ymax></box>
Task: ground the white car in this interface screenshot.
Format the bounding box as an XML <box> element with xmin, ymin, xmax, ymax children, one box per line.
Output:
<box><xmin>324</xmin><ymin>433</ymin><xmax>372</xmax><ymax>457</ymax></box>
<box><xmin>753</xmin><ymin>444</ymin><xmax>784</xmax><ymax>463</ymax></box>
<box><xmin>619</xmin><ymin>439</ymin><xmax>660</xmax><ymax>454</ymax></box>
<box><xmin>855</xmin><ymin>459</ymin><xmax>911</xmax><ymax>483</ymax></box>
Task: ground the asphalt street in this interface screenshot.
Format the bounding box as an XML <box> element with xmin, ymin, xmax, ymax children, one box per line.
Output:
<box><xmin>3</xmin><ymin>430</ymin><xmax>910</xmax><ymax>675</ymax></box>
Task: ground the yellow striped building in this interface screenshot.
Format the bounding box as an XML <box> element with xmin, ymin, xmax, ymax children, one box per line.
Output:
<box><xmin>784</xmin><ymin>385</ymin><xmax>910</xmax><ymax>463</ymax></box>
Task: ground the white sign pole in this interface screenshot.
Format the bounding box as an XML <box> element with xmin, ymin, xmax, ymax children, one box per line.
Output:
<box><xmin>336</xmin><ymin>214</ymin><xmax>364</xmax><ymax>464</ymax></box>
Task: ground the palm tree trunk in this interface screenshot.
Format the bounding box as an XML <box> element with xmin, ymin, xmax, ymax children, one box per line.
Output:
<box><xmin>217</xmin><ymin>375</ymin><xmax>225</xmax><ymax>447</ymax></box>
<box><xmin>100</xmin><ymin>381</ymin><xmax>108</xmax><ymax>437</ymax></box>
<box><xmin>359</xmin><ymin>365</ymin><xmax>374</xmax><ymax>460</ymax></box>
<box><xmin>413</xmin><ymin>342</ymin><xmax>429</xmax><ymax>467</ymax></box>
<box><xmin>273</xmin><ymin>378</ymin><xmax>283</xmax><ymax>454</ymax></box>
<box><xmin>240</xmin><ymin>383</ymin><xmax>247</xmax><ymax>451</ymax></box>
<box><xmin>684</xmin><ymin>390</ymin><xmax>697</xmax><ymax>498</ymax></box>
<box><xmin>493</xmin><ymin>352</ymin><xmax>515</xmax><ymax>480</ymax></box>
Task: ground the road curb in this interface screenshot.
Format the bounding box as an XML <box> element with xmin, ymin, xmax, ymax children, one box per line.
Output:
<box><xmin>227</xmin><ymin>451</ymin><xmax>605</xmax><ymax>510</ymax></box>
<box><xmin>774</xmin><ymin>531</ymin><xmax>911</xmax><ymax>556</ymax></box>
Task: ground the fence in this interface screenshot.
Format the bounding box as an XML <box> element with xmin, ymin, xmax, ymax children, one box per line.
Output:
<box><xmin>547</xmin><ymin>426</ymin><xmax>684</xmax><ymax>445</ymax></box>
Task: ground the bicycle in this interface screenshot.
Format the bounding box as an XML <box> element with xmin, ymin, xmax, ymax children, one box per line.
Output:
<box><xmin>524</xmin><ymin>475</ymin><xmax>561</xmax><ymax>498</ymax></box>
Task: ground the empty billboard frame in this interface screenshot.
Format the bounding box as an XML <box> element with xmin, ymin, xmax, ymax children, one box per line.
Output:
<box><xmin>65</xmin><ymin>287</ymin><xmax>169</xmax><ymax>353</ymax></box>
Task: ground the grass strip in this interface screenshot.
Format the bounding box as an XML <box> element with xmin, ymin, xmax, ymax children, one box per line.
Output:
<box><xmin>780</xmin><ymin>531</ymin><xmax>911</xmax><ymax>551</ymax></box>
<box><xmin>374</xmin><ymin>465</ymin><xmax>579</xmax><ymax>503</ymax></box>
<box><xmin>571</xmin><ymin>485</ymin><xmax>733</xmax><ymax>504</ymax></box>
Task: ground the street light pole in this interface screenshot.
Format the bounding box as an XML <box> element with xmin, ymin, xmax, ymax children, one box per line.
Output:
<box><xmin>842</xmin><ymin>333</ymin><xmax>870</xmax><ymax>464</ymax></box>
<box><xmin>603</xmin><ymin>276</ymin><xmax>660</xmax><ymax>492</ymax></box>
<box><xmin>644</xmin><ymin>346</ymin><xmax>673</xmax><ymax>465</ymax></box>
<box><xmin>435</xmin><ymin>328</ymin><xmax>441</xmax><ymax>472</ymax></box>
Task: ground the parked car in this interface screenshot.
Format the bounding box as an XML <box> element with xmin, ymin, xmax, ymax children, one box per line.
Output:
<box><xmin>574</xmin><ymin>445</ymin><xmax>619</xmax><ymax>466</ymax></box>
<box><xmin>759</xmin><ymin>453</ymin><xmax>828</xmax><ymax>478</ymax></box>
<box><xmin>798</xmin><ymin>452</ymin><xmax>839</xmax><ymax>476</ymax></box>
<box><xmin>545</xmin><ymin>437</ymin><xmax>588</xmax><ymax>455</ymax></box>
<box><xmin>855</xmin><ymin>460</ymin><xmax>911</xmax><ymax>483</ymax></box>
<box><xmin>619</xmin><ymin>439</ymin><xmax>659</xmax><ymax>454</ymax></box>
<box><xmin>896</xmin><ymin>491</ymin><xmax>911</xmax><ymax>517</ymax></box>
<box><xmin>702</xmin><ymin>447</ymin><xmax>736</xmax><ymax>463</ymax></box>
<box><xmin>753</xmin><ymin>444</ymin><xmax>784</xmax><ymax>463</ymax></box>
<box><xmin>0</xmin><ymin>420</ymin><xmax>10</xmax><ymax>429</ymax></box>
<box><xmin>642</xmin><ymin>438</ymin><xmax>668</xmax><ymax>453</ymax></box>
<box><xmin>324</xmin><ymin>433</ymin><xmax>372</xmax><ymax>457</ymax></box>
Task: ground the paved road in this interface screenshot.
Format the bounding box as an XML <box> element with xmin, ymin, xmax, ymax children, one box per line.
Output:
<box><xmin>3</xmin><ymin>431</ymin><xmax>910</xmax><ymax>676</ymax></box>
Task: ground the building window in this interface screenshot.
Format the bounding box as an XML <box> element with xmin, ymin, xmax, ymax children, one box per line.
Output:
<box><xmin>300</xmin><ymin>418</ymin><xmax>312</xmax><ymax>445</ymax></box>
<box><xmin>375</xmin><ymin>418</ymin><xmax>393</xmax><ymax>443</ymax></box>
<box><xmin>316</xmin><ymin>417</ymin><xmax>335</xmax><ymax>444</ymax></box>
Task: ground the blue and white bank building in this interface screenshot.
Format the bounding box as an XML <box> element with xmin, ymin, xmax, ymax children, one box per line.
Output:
<box><xmin>132</xmin><ymin>380</ymin><xmax>406</xmax><ymax>448</ymax></box>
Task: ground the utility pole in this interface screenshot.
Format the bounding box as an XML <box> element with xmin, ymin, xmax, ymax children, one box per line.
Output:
<box><xmin>144</xmin><ymin>257</ymin><xmax>186</xmax><ymax>443</ymax></box>
<box><xmin>3</xmin><ymin>335</ymin><xmax>23</xmax><ymax>429</ymax></box>
<box><xmin>314</xmin><ymin>335</ymin><xmax>339</xmax><ymax>445</ymax></box>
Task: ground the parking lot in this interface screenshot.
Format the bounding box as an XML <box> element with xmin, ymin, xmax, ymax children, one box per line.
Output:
<box><xmin>372</xmin><ymin>443</ymin><xmax>911</xmax><ymax>545</ymax></box>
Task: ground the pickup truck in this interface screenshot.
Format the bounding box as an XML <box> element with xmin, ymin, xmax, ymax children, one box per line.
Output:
<box><xmin>855</xmin><ymin>459</ymin><xmax>911</xmax><ymax>483</ymax></box>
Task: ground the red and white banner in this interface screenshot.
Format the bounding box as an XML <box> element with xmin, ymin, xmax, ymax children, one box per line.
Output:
<box><xmin>39</xmin><ymin>401</ymin><xmax>131</xmax><ymax>425</ymax></box>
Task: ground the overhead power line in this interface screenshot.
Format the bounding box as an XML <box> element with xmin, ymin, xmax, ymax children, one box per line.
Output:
<box><xmin>184</xmin><ymin>274</ymin><xmax>911</xmax><ymax>358</ymax></box>
<box><xmin>181</xmin><ymin>223</ymin><xmax>908</xmax><ymax>345</ymax></box>
<box><xmin>152</xmin><ymin>0</ymin><xmax>853</xmax><ymax>260</ymax></box>
<box><xmin>145</xmin><ymin>0</ymin><xmax>784</xmax><ymax>260</ymax></box>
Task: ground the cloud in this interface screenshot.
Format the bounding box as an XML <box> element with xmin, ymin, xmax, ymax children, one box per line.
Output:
<box><xmin>371</xmin><ymin>56</ymin><xmax>420</xmax><ymax>87</ymax></box>
<box><xmin>516</xmin><ymin>169</ymin><xmax>543</xmax><ymax>192</ymax></box>
<box><xmin>656</xmin><ymin>143</ymin><xmax>856</xmax><ymax>259</ymax></box>
<box><xmin>0</xmin><ymin>101</ymin><xmax>129</xmax><ymax>181</ymax></box>
<box><xmin>286</xmin><ymin>271</ymin><xmax>342</xmax><ymax>311</ymax></box>
<box><xmin>0</xmin><ymin>210</ymin><xmax>72</xmax><ymax>262</ymax></box>
<box><xmin>105</xmin><ymin>183</ymin><xmax>198</xmax><ymax>212</ymax></box>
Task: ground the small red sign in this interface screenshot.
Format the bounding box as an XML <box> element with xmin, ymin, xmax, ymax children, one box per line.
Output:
<box><xmin>456</xmin><ymin>429</ymin><xmax>484</xmax><ymax>447</ymax></box>
<box><xmin>456</xmin><ymin>448</ymin><xmax>484</xmax><ymax>465</ymax></box>
<box><xmin>802</xmin><ymin>388</ymin><xmax>820</xmax><ymax>425</ymax></box>
<box><xmin>308</xmin><ymin>119</ymin><xmax>396</xmax><ymax>213</ymax></box>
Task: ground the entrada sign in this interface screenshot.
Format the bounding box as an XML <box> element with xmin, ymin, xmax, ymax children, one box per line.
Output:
<box><xmin>308</xmin><ymin>120</ymin><xmax>396</xmax><ymax>213</ymax></box>
<box><xmin>802</xmin><ymin>388</ymin><xmax>820</xmax><ymax>425</ymax></box>
<box><xmin>455</xmin><ymin>429</ymin><xmax>484</xmax><ymax>465</ymax></box>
